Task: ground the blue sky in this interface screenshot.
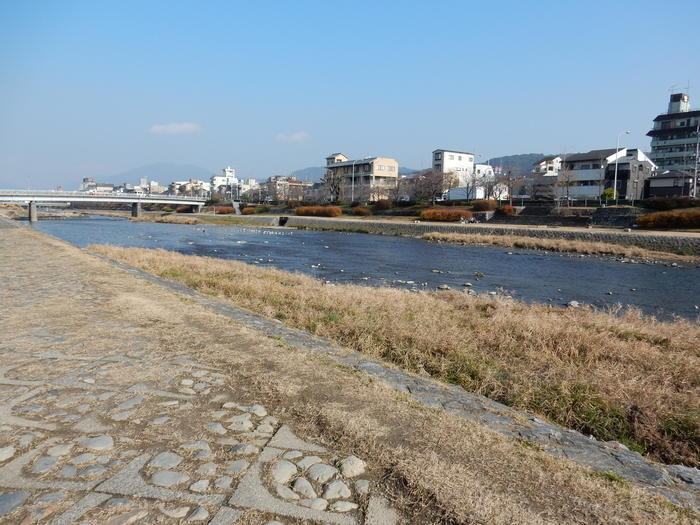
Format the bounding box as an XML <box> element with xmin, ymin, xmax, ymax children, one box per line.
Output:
<box><xmin>1</xmin><ymin>0</ymin><xmax>699</xmax><ymax>188</ymax></box>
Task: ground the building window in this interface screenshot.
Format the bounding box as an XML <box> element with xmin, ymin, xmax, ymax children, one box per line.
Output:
<box><xmin>458</xmin><ymin>156</ymin><xmax>462</xmax><ymax>161</ymax></box>
<box><xmin>435</xmin><ymin>163</ymin><xmax>442</xmax><ymax>171</ymax></box>
<box><xmin>434</xmin><ymin>153</ymin><xmax>442</xmax><ymax>160</ymax></box>
<box><xmin>448</xmin><ymin>155</ymin><xmax>454</xmax><ymax>160</ymax></box>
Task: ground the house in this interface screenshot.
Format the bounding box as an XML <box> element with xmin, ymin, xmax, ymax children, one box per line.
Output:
<box><xmin>324</xmin><ymin>153</ymin><xmax>398</xmax><ymax>202</ymax></box>
<box><xmin>258</xmin><ymin>176</ymin><xmax>312</xmax><ymax>202</ymax></box>
<box><xmin>432</xmin><ymin>149</ymin><xmax>475</xmax><ymax>186</ymax></box>
<box><xmin>531</xmin><ymin>155</ymin><xmax>563</xmax><ymax>199</ymax></box>
<box><xmin>648</xmin><ymin>93</ymin><xmax>700</xmax><ymax>173</ymax></box>
<box><xmin>559</xmin><ymin>148</ymin><xmax>655</xmax><ymax>201</ymax></box>
<box><xmin>644</xmin><ymin>170</ymin><xmax>697</xmax><ymax>198</ymax></box>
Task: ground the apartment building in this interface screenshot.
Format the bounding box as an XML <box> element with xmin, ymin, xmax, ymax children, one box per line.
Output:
<box><xmin>560</xmin><ymin>148</ymin><xmax>655</xmax><ymax>200</ymax></box>
<box><xmin>211</xmin><ymin>167</ymin><xmax>238</xmax><ymax>191</ymax></box>
<box><xmin>532</xmin><ymin>155</ymin><xmax>563</xmax><ymax>177</ymax></box>
<box><xmin>258</xmin><ymin>176</ymin><xmax>312</xmax><ymax>202</ymax></box>
<box><xmin>432</xmin><ymin>149</ymin><xmax>475</xmax><ymax>186</ymax></box>
<box><xmin>324</xmin><ymin>153</ymin><xmax>398</xmax><ymax>201</ymax></box>
<box><xmin>648</xmin><ymin>93</ymin><xmax>700</xmax><ymax>172</ymax></box>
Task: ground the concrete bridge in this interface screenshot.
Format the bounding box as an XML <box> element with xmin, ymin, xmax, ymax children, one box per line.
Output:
<box><xmin>0</xmin><ymin>190</ymin><xmax>207</xmax><ymax>221</ymax></box>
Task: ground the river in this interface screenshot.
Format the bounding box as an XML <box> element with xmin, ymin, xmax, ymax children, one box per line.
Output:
<box><xmin>34</xmin><ymin>216</ymin><xmax>699</xmax><ymax>320</ymax></box>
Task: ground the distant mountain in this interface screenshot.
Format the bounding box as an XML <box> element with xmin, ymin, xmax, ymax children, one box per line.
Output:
<box><xmin>290</xmin><ymin>166</ymin><xmax>324</xmax><ymax>182</ymax></box>
<box><xmin>486</xmin><ymin>154</ymin><xmax>553</xmax><ymax>176</ymax></box>
<box><xmin>98</xmin><ymin>162</ymin><xmax>213</xmax><ymax>187</ymax></box>
<box><xmin>399</xmin><ymin>167</ymin><xmax>419</xmax><ymax>176</ymax></box>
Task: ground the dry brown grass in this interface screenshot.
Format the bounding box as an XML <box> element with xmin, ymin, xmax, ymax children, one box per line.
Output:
<box><xmin>7</xmin><ymin>227</ymin><xmax>698</xmax><ymax>523</ymax></box>
<box><xmin>90</xmin><ymin>245</ymin><xmax>700</xmax><ymax>467</ymax></box>
<box><xmin>130</xmin><ymin>215</ymin><xmax>202</xmax><ymax>225</ymax></box>
<box><xmin>424</xmin><ymin>231</ymin><xmax>700</xmax><ymax>262</ymax></box>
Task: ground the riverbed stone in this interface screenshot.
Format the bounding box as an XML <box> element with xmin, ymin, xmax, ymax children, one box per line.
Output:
<box><xmin>32</xmin><ymin>455</ymin><xmax>58</xmax><ymax>473</ymax></box>
<box><xmin>207</xmin><ymin>422</ymin><xmax>227</xmax><ymax>435</ymax></box>
<box><xmin>186</xmin><ymin>506</ymin><xmax>209</xmax><ymax>521</ymax></box>
<box><xmin>226</xmin><ymin>459</ymin><xmax>249</xmax><ymax>474</ymax></box>
<box><xmin>196</xmin><ymin>462</ymin><xmax>217</xmax><ymax>476</ymax></box>
<box><xmin>104</xmin><ymin>509</ymin><xmax>148</xmax><ymax>525</ymax></box>
<box><xmin>47</xmin><ymin>443</ymin><xmax>74</xmax><ymax>456</ymax></box>
<box><xmin>189</xmin><ymin>479</ymin><xmax>209</xmax><ymax>492</ymax></box>
<box><xmin>228</xmin><ymin>443</ymin><xmax>258</xmax><ymax>456</ymax></box>
<box><xmin>297</xmin><ymin>455</ymin><xmax>322</xmax><ymax>470</ymax></box>
<box><xmin>149</xmin><ymin>452</ymin><xmax>182</xmax><ymax>469</ymax></box>
<box><xmin>0</xmin><ymin>491</ymin><xmax>28</xmax><ymax>516</ymax></box>
<box><xmin>275</xmin><ymin>484</ymin><xmax>299</xmax><ymax>500</ymax></box>
<box><xmin>180</xmin><ymin>440</ymin><xmax>210</xmax><ymax>451</ymax></box>
<box><xmin>292</xmin><ymin>477</ymin><xmax>317</xmax><ymax>498</ymax></box>
<box><xmin>0</xmin><ymin>446</ymin><xmax>15</xmax><ymax>462</ymax></box>
<box><xmin>331</xmin><ymin>501</ymin><xmax>359</xmax><ymax>512</ymax></box>
<box><xmin>339</xmin><ymin>455</ymin><xmax>366</xmax><ymax>478</ymax></box>
<box><xmin>299</xmin><ymin>497</ymin><xmax>328</xmax><ymax>510</ymax></box>
<box><xmin>151</xmin><ymin>470</ymin><xmax>190</xmax><ymax>487</ymax></box>
<box><xmin>159</xmin><ymin>505</ymin><xmax>190</xmax><ymax>518</ymax></box>
<box><xmin>306</xmin><ymin>463</ymin><xmax>337</xmax><ymax>483</ymax></box>
<box><xmin>214</xmin><ymin>476</ymin><xmax>233</xmax><ymax>489</ymax></box>
<box><xmin>270</xmin><ymin>460</ymin><xmax>297</xmax><ymax>484</ymax></box>
<box><xmin>78</xmin><ymin>434</ymin><xmax>114</xmax><ymax>451</ymax></box>
<box><xmin>322</xmin><ymin>479</ymin><xmax>351</xmax><ymax>500</ymax></box>
<box><xmin>70</xmin><ymin>452</ymin><xmax>95</xmax><ymax>464</ymax></box>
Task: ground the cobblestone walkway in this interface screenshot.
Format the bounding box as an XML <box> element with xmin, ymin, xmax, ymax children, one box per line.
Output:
<box><xmin>0</xmin><ymin>222</ymin><xmax>399</xmax><ymax>524</ymax></box>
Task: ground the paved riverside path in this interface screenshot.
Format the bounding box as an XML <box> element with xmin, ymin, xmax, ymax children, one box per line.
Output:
<box><xmin>0</xmin><ymin>222</ymin><xmax>399</xmax><ymax>523</ymax></box>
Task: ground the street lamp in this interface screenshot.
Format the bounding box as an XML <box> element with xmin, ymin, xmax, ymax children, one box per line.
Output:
<box><xmin>351</xmin><ymin>159</ymin><xmax>359</xmax><ymax>202</ymax></box>
<box><xmin>613</xmin><ymin>130</ymin><xmax>631</xmax><ymax>205</ymax></box>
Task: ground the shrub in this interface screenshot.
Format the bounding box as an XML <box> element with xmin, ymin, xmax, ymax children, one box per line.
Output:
<box><xmin>350</xmin><ymin>201</ymin><xmax>361</xmax><ymax>208</ymax></box>
<box><xmin>255</xmin><ymin>205</ymin><xmax>271</xmax><ymax>213</ymax></box>
<box><xmin>472</xmin><ymin>200</ymin><xmax>498</xmax><ymax>211</ymax></box>
<box><xmin>420</xmin><ymin>208</ymin><xmax>473</xmax><ymax>222</ymax></box>
<box><xmin>216</xmin><ymin>206</ymin><xmax>234</xmax><ymax>215</ymax></box>
<box><xmin>175</xmin><ymin>205</ymin><xmax>190</xmax><ymax>213</ymax></box>
<box><xmin>601</xmin><ymin>188</ymin><xmax>616</xmax><ymax>201</ymax></box>
<box><xmin>640</xmin><ymin>197</ymin><xmax>700</xmax><ymax>210</ymax></box>
<box><xmin>162</xmin><ymin>206</ymin><xmax>174</xmax><ymax>213</ymax></box>
<box><xmin>496</xmin><ymin>204</ymin><xmax>516</xmax><ymax>216</ymax></box>
<box><xmin>241</xmin><ymin>207</ymin><xmax>256</xmax><ymax>215</ymax></box>
<box><xmin>353</xmin><ymin>206</ymin><xmax>372</xmax><ymax>216</ymax></box>
<box><xmin>295</xmin><ymin>206</ymin><xmax>343</xmax><ymax>217</ymax></box>
<box><xmin>373</xmin><ymin>199</ymin><xmax>393</xmax><ymax>211</ymax></box>
<box><xmin>636</xmin><ymin>209</ymin><xmax>700</xmax><ymax>229</ymax></box>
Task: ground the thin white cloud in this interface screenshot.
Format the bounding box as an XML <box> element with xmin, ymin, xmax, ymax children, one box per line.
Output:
<box><xmin>275</xmin><ymin>131</ymin><xmax>309</xmax><ymax>144</ymax></box>
<box><xmin>148</xmin><ymin>122</ymin><xmax>202</xmax><ymax>135</ymax></box>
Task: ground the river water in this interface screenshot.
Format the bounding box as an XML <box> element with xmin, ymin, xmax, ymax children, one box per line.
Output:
<box><xmin>34</xmin><ymin>216</ymin><xmax>699</xmax><ymax>320</ymax></box>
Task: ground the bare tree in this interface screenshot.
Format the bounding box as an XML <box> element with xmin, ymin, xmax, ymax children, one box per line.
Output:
<box><xmin>321</xmin><ymin>168</ymin><xmax>343</xmax><ymax>202</ymax></box>
<box><xmin>556</xmin><ymin>162</ymin><xmax>576</xmax><ymax>206</ymax></box>
<box><xmin>408</xmin><ymin>170</ymin><xmax>457</xmax><ymax>202</ymax></box>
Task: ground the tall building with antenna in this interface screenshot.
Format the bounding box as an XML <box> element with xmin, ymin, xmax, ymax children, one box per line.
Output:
<box><xmin>647</xmin><ymin>93</ymin><xmax>700</xmax><ymax>173</ymax></box>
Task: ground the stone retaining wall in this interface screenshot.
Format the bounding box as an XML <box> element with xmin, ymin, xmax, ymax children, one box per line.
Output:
<box><xmin>235</xmin><ymin>215</ymin><xmax>700</xmax><ymax>255</ymax></box>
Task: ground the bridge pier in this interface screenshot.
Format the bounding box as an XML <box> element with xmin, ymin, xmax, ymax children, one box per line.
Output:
<box><xmin>28</xmin><ymin>201</ymin><xmax>38</xmax><ymax>223</ymax></box>
<box><xmin>131</xmin><ymin>202</ymin><xmax>142</xmax><ymax>218</ymax></box>
<box><xmin>193</xmin><ymin>204</ymin><xmax>203</xmax><ymax>214</ymax></box>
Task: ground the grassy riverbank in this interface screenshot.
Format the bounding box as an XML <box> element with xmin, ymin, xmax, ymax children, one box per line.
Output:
<box><xmin>423</xmin><ymin>232</ymin><xmax>700</xmax><ymax>263</ymax></box>
<box><xmin>91</xmin><ymin>244</ymin><xmax>700</xmax><ymax>467</ymax></box>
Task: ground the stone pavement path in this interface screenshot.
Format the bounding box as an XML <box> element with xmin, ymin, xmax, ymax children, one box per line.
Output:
<box><xmin>0</xmin><ymin>223</ymin><xmax>399</xmax><ymax>524</ymax></box>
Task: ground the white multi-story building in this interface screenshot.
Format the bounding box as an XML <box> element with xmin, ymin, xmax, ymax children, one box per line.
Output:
<box><xmin>648</xmin><ymin>93</ymin><xmax>700</xmax><ymax>173</ymax></box>
<box><xmin>432</xmin><ymin>149</ymin><xmax>475</xmax><ymax>186</ymax></box>
<box><xmin>532</xmin><ymin>155</ymin><xmax>563</xmax><ymax>177</ymax></box>
<box><xmin>210</xmin><ymin>166</ymin><xmax>238</xmax><ymax>190</ymax></box>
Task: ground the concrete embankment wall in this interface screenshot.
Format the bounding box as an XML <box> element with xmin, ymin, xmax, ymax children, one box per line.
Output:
<box><xmin>231</xmin><ymin>215</ymin><xmax>700</xmax><ymax>255</ymax></box>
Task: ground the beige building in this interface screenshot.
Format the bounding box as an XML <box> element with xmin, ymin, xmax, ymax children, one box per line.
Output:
<box><xmin>324</xmin><ymin>153</ymin><xmax>399</xmax><ymax>202</ymax></box>
<box><xmin>258</xmin><ymin>176</ymin><xmax>312</xmax><ymax>202</ymax></box>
